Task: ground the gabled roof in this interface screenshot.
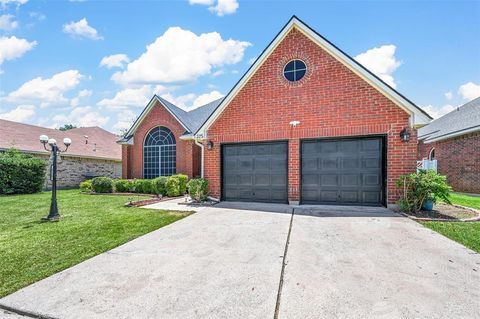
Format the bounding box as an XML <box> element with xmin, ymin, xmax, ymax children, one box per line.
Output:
<box><xmin>118</xmin><ymin>95</ymin><xmax>223</xmax><ymax>144</ymax></box>
<box><xmin>418</xmin><ymin>97</ymin><xmax>480</xmax><ymax>143</ymax></box>
<box><xmin>0</xmin><ymin>119</ymin><xmax>121</xmax><ymax>161</ymax></box>
<box><xmin>196</xmin><ymin>15</ymin><xmax>432</xmax><ymax>136</ymax></box>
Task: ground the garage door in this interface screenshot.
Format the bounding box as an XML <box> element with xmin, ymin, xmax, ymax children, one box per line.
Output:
<box><xmin>301</xmin><ymin>137</ymin><xmax>384</xmax><ymax>206</ymax></box>
<box><xmin>222</xmin><ymin>142</ymin><xmax>288</xmax><ymax>203</ymax></box>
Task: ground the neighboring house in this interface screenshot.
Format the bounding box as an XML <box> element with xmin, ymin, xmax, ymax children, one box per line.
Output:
<box><xmin>0</xmin><ymin>119</ymin><xmax>122</xmax><ymax>189</ymax></box>
<box><xmin>418</xmin><ymin>97</ymin><xmax>480</xmax><ymax>194</ymax></box>
<box><xmin>119</xmin><ymin>16</ymin><xmax>432</xmax><ymax>207</ymax></box>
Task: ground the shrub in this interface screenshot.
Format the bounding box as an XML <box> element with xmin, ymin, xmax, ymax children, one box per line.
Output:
<box><xmin>165</xmin><ymin>176</ymin><xmax>181</xmax><ymax>197</ymax></box>
<box><xmin>91</xmin><ymin>176</ymin><xmax>114</xmax><ymax>193</ymax></box>
<box><xmin>396</xmin><ymin>170</ymin><xmax>452</xmax><ymax>213</ymax></box>
<box><xmin>0</xmin><ymin>148</ymin><xmax>46</xmax><ymax>195</ymax></box>
<box><xmin>133</xmin><ymin>179</ymin><xmax>155</xmax><ymax>194</ymax></box>
<box><xmin>114</xmin><ymin>179</ymin><xmax>133</xmax><ymax>193</ymax></box>
<box><xmin>79</xmin><ymin>179</ymin><xmax>92</xmax><ymax>192</ymax></box>
<box><xmin>187</xmin><ymin>178</ymin><xmax>209</xmax><ymax>202</ymax></box>
<box><xmin>175</xmin><ymin>174</ymin><xmax>188</xmax><ymax>195</ymax></box>
<box><xmin>153</xmin><ymin>176</ymin><xmax>168</xmax><ymax>195</ymax></box>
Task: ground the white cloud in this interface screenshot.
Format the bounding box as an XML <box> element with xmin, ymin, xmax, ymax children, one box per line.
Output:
<box><xmin>0</xmin><ymin>104</ymin><xmax>35</xmax><ymax>122</ymax></box>
<box><xmin>444</xmin><ymin>91</ymin><xmax>453</xmax><ymax>100</ymax></box>
<box><xmin>209</xmin><ymin>0</ymin><xmax>239</xmax><ymax>16</ymax></box>
<box><xmin>161</xmin><ymin>90</ymin><xmax>223</xmax><ymax>110</ymax></box>
<box><xmin>52</xmin><ymin>106</ymin><xmax>109</xmax><ymax>128</ymax></box>
<box><xmin>63</xmin><ymin>18</ymin><xmax>103</xmax><ymax>40</ymax></box>
<box><xmin>422</xmin><ymin>104</ymin><xmax>456</xmax><ymax>119</ymax></box>
<box><xmin>113</xmin><ymin>109</ymin><xmax>137</xmax><ymax>131</ymax></box>
<box><xmin>0</xmin><ymin>36</ymin><xmax>37</xmax><ymax>66</ymax></box>
<box><xmin>112</xmin><ymin>26</ymin><xmax>250</xmax><ymax>85</ymax></box>
<box><xmin>97</xmin><ymin>85</ymin><xmax>166</xmax><ymax>109</ymax></box>
<box><xmin>0</xmin><ymin>14</ymin><xmax>18</xmax><ymax>31</ymax></box>
<box><xmin>4</xmin><ymin>70</ymin><xmax>84</xmax><ymax>107</ymax></box>
<box><xmin>189</xmin><ymin>0</ymin><xmax>214</xmax><ymax>4</ymax></box>
<box><xmin>458</xmin><ymin>82</ymin><xmax>480</xmax><ymax>101</ymax></box>
<box><xmin>0</xmin><ymin>0</ymin><xmax>28</xmax><ymax>8</ymax></box>
<box><xmin>190</xmin><ymin>0</ymin><xmax>239</xmax><ymax>16</ymax></box>
<box><xmin>354</xmin><ymin>44</ymin><xmax>401</xmax><ymax>88</ymax></box>
<box><xmin>70</xmin><ymin>89</ymin><xmax>92</xmax><ymax>107</ymax></box>
<box><xmin>100</xmin><ymin>54</ymin><xmax>130</xmax><ymax>69</ymax></box>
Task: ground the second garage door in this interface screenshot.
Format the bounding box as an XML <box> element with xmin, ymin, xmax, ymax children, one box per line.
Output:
<box><xmin>301</xmin><ymin>137</ymin><xmax>384</xmax><ymax>206</ymax></box>
<box><xmin>222</xmin><ymin>142</ymin><xmax>288</xmax><ymax>203</ymax></box>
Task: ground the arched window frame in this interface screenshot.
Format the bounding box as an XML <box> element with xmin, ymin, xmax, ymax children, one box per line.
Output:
<box><xmin>143</xmin><ymin>126</ymin><xmax>176</xmax><ymax>178</ymax></box>
<box><xmin>428</xmin><ymin>148</ymin><xmax>435</xmax><ymax>160</ymax></box>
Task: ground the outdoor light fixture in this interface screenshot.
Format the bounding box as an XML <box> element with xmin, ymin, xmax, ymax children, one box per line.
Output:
<box><xmin>207</xmin><ymin>140</ymin><xmax>214</xmax><ymax>150</ymax></box>
<box><xmin>289</xmin><ymin>120</ymin><xmax>300</xmax><ymax>127</ymax></box>
<box><xmin>400</xmin><ymin>128</ymin><xmax>410</xmax><ymax>142</ymax></box>
<box><xmin>39</xmin><ymin>134</ymin><xmax>71</xmax><ymax>221</ymax></box>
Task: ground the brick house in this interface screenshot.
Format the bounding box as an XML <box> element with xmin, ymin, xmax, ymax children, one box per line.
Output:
<box><xmin>119</xmin><ymin>16</ymin><xmax>431</xmax><ymax>207</ymax></box>
<box><xmin>0</xmin><ymin>119</ymin><xmax>122</xmax><ymax>189</ymax></box>
<box><xmin>418</xmin><ymin>97</ymin><xmax>480</xmax><ymax>194</ymax></box>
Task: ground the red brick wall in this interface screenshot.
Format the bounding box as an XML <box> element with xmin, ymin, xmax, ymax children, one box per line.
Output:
<box><xmin>122</xmin><ymin>100</ymin><xmax>198</xmax><ymax>179</ymax></box>
<box><xmin>203</xmin><ymin>28</ymin><xmax>418</xmax><ymax>205</ymax></box>
<box><xmin>418</xmin><ymin>132</ymin><xmax>480</xmax><ymax>193</ymax></box>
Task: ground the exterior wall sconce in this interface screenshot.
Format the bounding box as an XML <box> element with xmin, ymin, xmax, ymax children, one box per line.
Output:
<box><xmin>289</xmin><ymin>120</ymin><xmax>300</xmax><ymax>127</ymax></box>
<box><xmin>400</xmin><ymin>128</ymin><xmax>410</xmax><ymax>142</ymax></box>
<box><xmin>207</xmin><ymin>140</ymin><xmax>214</xmax><ymax>150</ymax></box>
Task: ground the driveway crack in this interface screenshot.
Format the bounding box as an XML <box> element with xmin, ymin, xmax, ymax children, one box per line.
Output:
<box><xmin>273</xmin><ymin>208</ymin><xmax>295</xmax><ymax>319</ymax></box>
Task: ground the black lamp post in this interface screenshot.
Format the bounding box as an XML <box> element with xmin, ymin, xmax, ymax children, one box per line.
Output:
<box><xmin>39</xmin><ymin>135</ymin><xmax>71</xmax><ymax>221</ymax></box>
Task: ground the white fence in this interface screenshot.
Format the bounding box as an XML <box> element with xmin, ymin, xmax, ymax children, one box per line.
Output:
<box><xmin>417</xmin><ymin>159</ymin><xmax>437</xmax><ymax>172</ymax></box>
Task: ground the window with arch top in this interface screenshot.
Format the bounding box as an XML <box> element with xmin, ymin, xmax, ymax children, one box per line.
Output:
<box><xmin>143</xmin><ymin>126</ymin><xmax>176</xmax><ymax>178</ymax></box>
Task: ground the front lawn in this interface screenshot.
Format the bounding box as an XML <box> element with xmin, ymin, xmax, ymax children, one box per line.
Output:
<box><xmin>421</xmin><ymin>192</ymin><xmax>480</xmax><ymax>253</ymax></box>
<box><xmin>0</xmin><ymin>190</ymin><xmax>190</xmax><ymax>298</ymax></box>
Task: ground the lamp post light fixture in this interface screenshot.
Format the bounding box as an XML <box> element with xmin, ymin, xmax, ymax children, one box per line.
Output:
<box><xmin>39</xmin><ymin>135</ymin><xmax>71</xmax><ymax>221</ymax></box>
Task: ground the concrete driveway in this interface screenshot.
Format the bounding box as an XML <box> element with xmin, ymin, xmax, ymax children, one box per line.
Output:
<box><xmin>1</xmin><ymin>201</ymin><xmax>479</xmax><ymax>319</ymax></box>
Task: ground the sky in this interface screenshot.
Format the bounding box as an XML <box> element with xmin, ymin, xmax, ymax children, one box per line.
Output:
<box><xmin>0</xmin><ymin>0</ymin><xmax>479</xmax><ymax>134</ymax></box>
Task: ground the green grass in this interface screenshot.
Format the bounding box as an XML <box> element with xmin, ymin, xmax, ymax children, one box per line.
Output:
<box><xmin>0</xmin><ymin>190</ymin><xmax>191</xmax><ymax>297</ymax></box>
<box><xmin>446</xmin><ymin>192</ymin><xmax>480</xmax><ymax>210</ymax></box>
<box><xmin>421</xmin><ymin>192</ymin><xmax>480</xmax><ymax>253</ymax></box>
<box><xmin>420</xmin><ymin>222</ymin><xmax>480</xmax><ymax>253</ymax></box>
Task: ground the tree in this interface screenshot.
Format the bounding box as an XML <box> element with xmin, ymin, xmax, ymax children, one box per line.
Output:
<box><xmin>59</xmin><ymin>124</ymin><xmax>77</xmax><ymax>131</ymax></box>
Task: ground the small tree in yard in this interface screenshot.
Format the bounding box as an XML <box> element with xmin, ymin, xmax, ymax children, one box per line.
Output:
<box><xmin>396</xmin><ymin>170</ymin><xmax>452</xmax><ymax>213</ymax></box>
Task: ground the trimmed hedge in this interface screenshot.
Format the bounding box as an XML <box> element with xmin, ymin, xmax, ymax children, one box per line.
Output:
<box><xmin>165</xmin><ymin>176</ymin><xmax>181</xmax><ymax>197</ymax></box>
<box><xmin>0</xmin><ymin>149</ymin><xmax>46</xmax><ymax>195</ymax></box>
<box><xmin>133</xmin><ymin>179</ymin><xmax>155</xmax><ymax>194</ymax></box>
<box><xmin>91</xmin><ymin>177</ymin><xmax>114</xmax><ymax>193</ymax></box>
<box><xmin>79</xmin><ymin>179</ymin><xmax>92</xmax><ymax>192</ymax></box>
<box><xmin>153</xmin><ymin>176</ymin><xmax>168</xmax><ymax>196</ymax></box>
<box><xmin>114</xmin><ymin>179</ymin><xmax>133</xmax><ymax>192</ymax></box>
<box><xmin>187</xmin><ymin>178</ymin><xmax>209</xmax><ymax>202</ymax></box>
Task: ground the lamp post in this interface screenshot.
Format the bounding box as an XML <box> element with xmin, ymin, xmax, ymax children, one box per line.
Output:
<box><xmin>39</xmin><ymin>135</ymin><xmax>71</xmax><ymax>221</ymax></box>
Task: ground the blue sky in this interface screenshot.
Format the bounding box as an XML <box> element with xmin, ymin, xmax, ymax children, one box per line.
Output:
<box><xmin>0</xmin><ymin>0</ymin><xmax>479</xmax><ymax>133</ymax></box>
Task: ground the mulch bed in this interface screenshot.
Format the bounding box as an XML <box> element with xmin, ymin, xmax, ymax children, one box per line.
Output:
<box><xmin>399</xmin><ymin>203</ymin><xmax>480</xmax><ymax>222</ymax></box>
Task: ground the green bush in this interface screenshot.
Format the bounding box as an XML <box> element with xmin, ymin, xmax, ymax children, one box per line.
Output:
<box><xmin>114</xmin><ymin>179</ymin><xmax>133</xmax><ymax>193</ymax></box>
<box><xmin>91</xmin><ymin>176</ymin><xmax>114</xmax><ymax>193</ymax></box>
<box><xmin>79</xmin><ymin>179</ymin><xmax>92</xmax><ymax>192</ymax></box>
<box><xmin>153</xmin><ymin>176</ymin><xmax>168</xmax><ymax>195</ymax></box>
<box><xmin>133</xmin><ymin>179</ymin><xmax>155</xmax><ymax>194</ymax></box>
<box><xmin>187</xmin><ymin>178</ymin><xmax>209</xmax><ymax>202</ymax></box>
<box><xmin>175</xmin><ymin>174</ymin><xmax>188</xmax><ymax>195</ymax></box>
<box><xmin>165</xmin><ymin>176</ymin><xmax>181</xmax><ymax>197</ymax></box>
<box><xmin>396</xmin><ymin>170</ymin><xmax>452</xmax><ymax>213</ymax></box>
<box><xmin>0</xmin><ymin>148</ymin><xmax>46</xmax><ymax>195</ymax></box>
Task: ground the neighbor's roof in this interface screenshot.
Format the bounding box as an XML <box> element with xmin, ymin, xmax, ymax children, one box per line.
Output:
<box><xmin>118</xmin><ymin>95</ymin><xmax>224</xmax><ymax>143</ymax></box>
<box><xmin>418</xmin><ymin>97</ymin><xmax>480</xmax><ymax>143</ymax></box>
<box><xmin>0</xmin><ymin>119</ymin><xmax>122</xmax><ymax>161</ymax></box>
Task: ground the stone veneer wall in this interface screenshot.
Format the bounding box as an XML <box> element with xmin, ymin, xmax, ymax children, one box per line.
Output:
<box><xmin>37</xmin><ymin>154</ymin><xmax>121</xmax><ymax>189</ymax></box>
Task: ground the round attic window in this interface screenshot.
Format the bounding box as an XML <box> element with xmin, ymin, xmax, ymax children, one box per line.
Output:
<box><xmin>283</xmin><ymin>59</ymin><xmax>307</xmax><ymax>82</ymax></box>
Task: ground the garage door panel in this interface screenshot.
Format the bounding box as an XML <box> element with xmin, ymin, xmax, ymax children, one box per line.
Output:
<box><xmin>301</xmin><ymin>137</ymin><xmax>383</xmax><ymax>206</ymax></box>
<box><xmin>223</xmin><ymin>142</ymin><xmax>288</xmax><ymax>203</ymax></box>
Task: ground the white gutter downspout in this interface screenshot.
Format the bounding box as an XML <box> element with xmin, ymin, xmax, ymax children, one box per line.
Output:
<box><xmin>194</xmin><ymin>135</ymin><xmax>205</xmax><ymax>178</ymax></box>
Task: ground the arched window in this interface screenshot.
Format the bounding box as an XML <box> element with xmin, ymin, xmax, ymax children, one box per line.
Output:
<box><xmin>428</xmin><ymin>148</ymin><xmax>435</xmax><ymax>160</ymax></box>
<box><xmin>143</xmin><ymin>126</ymin><xmax>176</xmax><ymax>178</ymax></box>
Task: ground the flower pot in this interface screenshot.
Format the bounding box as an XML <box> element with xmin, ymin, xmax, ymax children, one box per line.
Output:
<box><xmin>422</xmin><ymin>199</ymin><xmax>434</xmax><ymax>211</ymax></box>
